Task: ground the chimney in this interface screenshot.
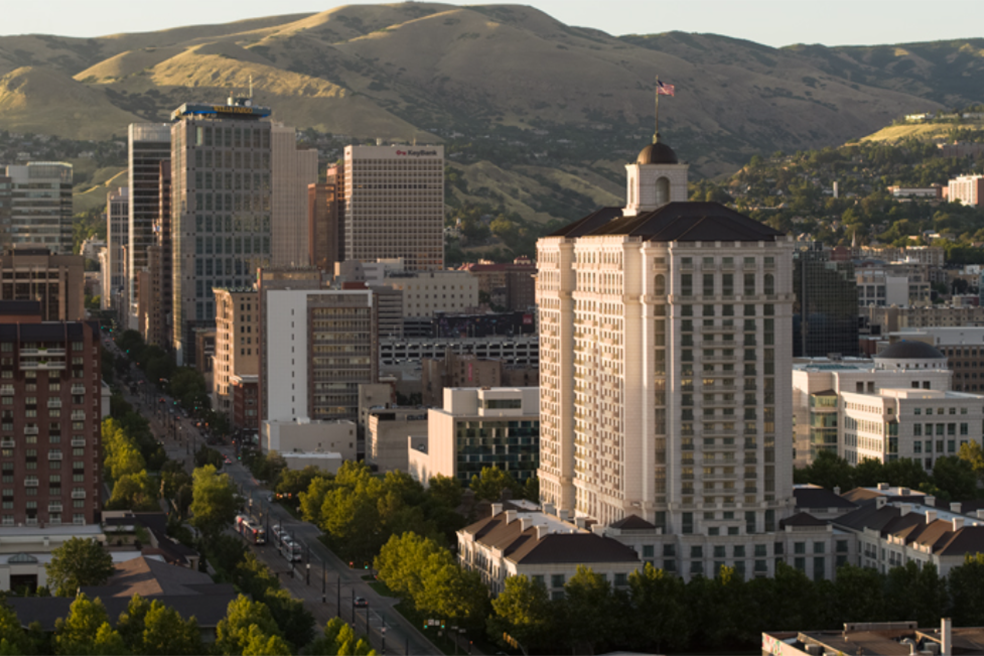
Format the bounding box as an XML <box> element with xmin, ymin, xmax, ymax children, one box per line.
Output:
<box><xmin>574</xmin><ymin>517</ymin><xmax>587</xmax><ymax>529</ymax></box>
<box><xmin>833</xmin><ymin>486</ymin><xmax>841</xmax><ymax>496</ymax></box>
<box><xmin>877</xmin><ymin>482</ymin><xmax>889</xmax><ymax>491</ymax></box>
<box><xmin>926</xmin><ymin>510</ymin><xmax>938</xmax><ymax>524</ymax></box>
<box><xmin>491</xmin><ymin>503</ymin><xmax>503</xmax><ymax>517</ymax></box>
<box><xmin>900</xmin><ymin>487</ymin><xmax>910</xmax><ymax>496</ymax></box>
<box><xmin>976</xmin><ymin>509</ymin><xmax>984</xmax><ymax>520</ymax></box>
<box><xmin>942</xmin><ymin>617</ymin><xmax>952</xmax><ymax>656</ymax></box>
<box><xmin>543</xmin><ymin>502</ymin><xmax>555</xmax><ymax>516</ymax></box>
<box><xmin>558</xmin><ymin>509</ymin><xmax>570</xmax><ymax>522</ymax></box>
<box><xmin>519</xmin><ymin>516</ymin><xmax>532</xmax><ymax>532</ymax></box>
<box><xmin>925</xmin><ymin>495</ymin><xmax>936</xmax><ymax>508</ymax></box>
<box><xmin>504</xmin><ymin>510</ymin><xmax>517</xmax><ymax>524</ymax></box>
<box><xmin>535</xmin><ymin>524</ymin><xmax>549</xmax><ymax>541</ymax></box>
<box><xmin>950</xmin><ymin>502</ymin><xmax>962</xmax><ymax>513</ymax></box>
<box><xmin>953</xmin><ymin>517</ymin><xmax>965</xmax><ymax>531</ymax></box>
<box><xmin>900</xmin><ymin>504</ymin><xmax>912</xmax><ymax>516</ymax></box>
<box><xmin>876</xmin><ymin>497</ymin><xmax>887</xmax><ymax>509</ymax></box>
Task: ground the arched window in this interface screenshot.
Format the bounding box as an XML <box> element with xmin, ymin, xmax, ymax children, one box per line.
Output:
<box><xmin>764</xmin><ymin>273</ymin><xmax>775</xmax><ymax>295</ymax></box>
<box><xmin>655</xmin><ymin>177</ymin><xmax>670</xmax><ymax>205</ymax></box>
<box><xmin>654</xmin><ymin>274</ymin><xmax>666</xmax><ymax>296</ymax></box>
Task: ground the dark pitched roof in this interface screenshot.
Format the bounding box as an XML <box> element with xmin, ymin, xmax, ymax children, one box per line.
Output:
<box><xmin>511</xmin><ymin>533</ymin><xmax>640</xmax><ymax>565</ymax></box>
<box><xmin>463</xmin><ymin>513</ymin><xmax>640</xmax><ymax>566</ymax></box>
<box><xmin>780</xmin><ymin>512</ymin><xmax>828</xmax><ymax>528</ymax></box>
<box><xmin>547</xmin><ymin>202</ymin><xmax>784</xmax><ymax>242</ymax></box>
<box><xmin>833</xmin><ymin>499</ymin><xmax>901</xmax><ymax>533</ymax></box>
<box><xmin>609</xmin><ymin>514</ymin><xmax>656</xmax><ymax>530</ymax></box>
<box><xmin>8</xmin><ymin>593</ymin><xmax>236</xmax><ymax>632</ymax></box>
<box><xmin>794</xmin><ymin>487</ymin><xmax>858</xmax><ymax>510</ymax></box>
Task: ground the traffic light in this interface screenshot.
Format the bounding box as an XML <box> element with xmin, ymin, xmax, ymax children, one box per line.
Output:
<box><xmin>423</xmin><ymin>622</ymin><xmax>428</xmax><ymax>630</ymax></box>
<box><xmin>364</xmin><ymin>562</ymin><xmax>369</xmax><ymax>569</ymax></box>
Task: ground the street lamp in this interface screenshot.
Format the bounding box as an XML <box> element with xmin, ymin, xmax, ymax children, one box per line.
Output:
<box><xmin>306</xmin><ymin>562</ymin><xmax>310</xmax><ymax>586</ymax></box>
<box><xmin>322</xmin><ymin>557</ymin><xmax>326</xmax><ymax>604</ymax></box>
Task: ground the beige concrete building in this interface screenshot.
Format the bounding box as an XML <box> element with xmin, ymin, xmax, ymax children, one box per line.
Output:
<box><xmin>261</xmin><ymin>418</ymin><xmax>357</xmax><ymax>461</ymax></box>
<box><xmin>536</xmin><ymin>137</ymin><xmax>796</xmax><ymax>535</ymax></box>
<box><xmin>421</xmin><ymin>351</ymin><xmax>502</xmax><ymax>407</ymax></box>
<box><xmin>792</xmin><ymin>343</ymin><xmax>961</xmax><ymax>467</ymax></box>
<box><xmin>271</xmin><ymin>124</ymin><xmax>318</xmax><ymax>267</ymax></box>
<box><xmin>409</xmin><ymin>387</ymin><xmax>539</xmax><ymax>487</ymax></box>
<box><xmin>342</xmin><ymin>145</ymin><xmax>444</xmax><ymax>271</ymax></box>
<box><xmin>384</xmin><ymin>270</ymin><xmax>478</xmax><ymax>318</ymax></box>
<box><xmin>0</xmin><ymin>247</ymin><xmax>84</xmax><ymax>321</ymax></box>
<box><xmin>213</xmin><ymin>288</ymin><xmax>260</xmax><ymax>417</ymax></box>
<box><xmin>367</xmin><ymin>407</ymin><xmax>429</xmax><ymax>472</ymax></box>
<box><xmin>864</xmin><ymin>304</ymin><xmax>984</xmax><ymax>335</ymax></box>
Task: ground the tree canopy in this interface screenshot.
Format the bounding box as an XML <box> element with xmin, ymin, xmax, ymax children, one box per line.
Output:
<box><xmin>46</xmin><ymin>538</ymin><xmax>115</xmax><ymax>597</ymax></box>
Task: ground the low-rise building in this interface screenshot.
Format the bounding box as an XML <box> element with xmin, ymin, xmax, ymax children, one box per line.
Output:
<box><xmin>367</xmin><ymin>407</ymin><xmax>428</xmax><ymax>472</ymax></box>
<box><xmin>763</xmin><ymin>619</ymin><xmax>966</xmax><ymax>656</ymax></box>
<box><xmin>457</xmin><ymin>504</ymin><xmax>641</xmax><ymax>597</ymax></box>
<box><xmin>792</xmin><ymin>342</ymin><xmax>972</xmax><ymax>467</ymax></box>
<box><xmin>891</xmin><ymin>326</ymin><xmax>984</xmax><ymax>392</ymax></box>
<box><xmin>261</xmin><ymin>418</ymin><xmax>357</xmax><ymax>462</ymax></box>
<box><xmin>409</xmin><ymin>387</ymin><xmax>539</xmax><ymax>487</ymax></box>
<box><xmin>834</xmin><ymin>484</ymin><xmax>984</xmax><ymax>577</ymax></box>
<box><xmin>381</xmin><ymin>335</ymin><xmax>538</xmax><ymax>367</ymax></box>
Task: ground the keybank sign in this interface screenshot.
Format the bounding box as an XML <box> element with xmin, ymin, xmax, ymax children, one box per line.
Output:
<box><xmin>395</xmin><ymin>149</ymin><xmax>439</xmax><ymax>157</ymax></box>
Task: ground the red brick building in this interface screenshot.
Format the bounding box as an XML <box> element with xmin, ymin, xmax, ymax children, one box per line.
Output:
<box><xmin>230</xmin><ymin>374</ymin><xmax>258</xmax><ymax>435</ymax></box>
<box><xmin>0</xmin><ymin>301</ymin><xmax>102</xmax><ymax>526</ymax></box>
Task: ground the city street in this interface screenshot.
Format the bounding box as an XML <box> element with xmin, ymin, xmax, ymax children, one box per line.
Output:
<box><xmin>109</xmin><ymin>341</ymin><xmax>447</xmax><ymax>655</ymax></box>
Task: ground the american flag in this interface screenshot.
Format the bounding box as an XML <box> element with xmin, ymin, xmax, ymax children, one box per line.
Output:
<box><xmin>657</xmin><ymin>80</ymin><xmax>675</xmax><ymax>96</ymax></box>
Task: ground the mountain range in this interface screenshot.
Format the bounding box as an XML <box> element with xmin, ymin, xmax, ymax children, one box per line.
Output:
<box><xmin>2</xmin><ymin>3</ymin><xmax>983</xmax><ymax>222</ymax></box>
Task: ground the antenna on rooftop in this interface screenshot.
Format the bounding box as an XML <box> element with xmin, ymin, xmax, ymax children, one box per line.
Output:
<box><xmin>249</xmin><ymin>75</ymin><xmax>253</xmax><ymax>98</ymax></box>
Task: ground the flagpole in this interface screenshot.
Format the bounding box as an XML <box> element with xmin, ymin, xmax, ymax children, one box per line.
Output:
<box><xmin>654</xmin><ymin>75</ymin><xmax>660</xmax><ymax>143</ymax></box>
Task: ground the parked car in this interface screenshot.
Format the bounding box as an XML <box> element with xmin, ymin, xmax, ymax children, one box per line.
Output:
<box><xmin>354</xmin><ymin>597</ymin><xmax>368</xmax><ymax>608</ymax></box>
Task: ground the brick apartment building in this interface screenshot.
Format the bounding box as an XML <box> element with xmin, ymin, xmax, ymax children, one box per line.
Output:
<box><xmin>0</xmin><ymin>301</ymin><xmax>102</xmax><ymax>526</ymax></box>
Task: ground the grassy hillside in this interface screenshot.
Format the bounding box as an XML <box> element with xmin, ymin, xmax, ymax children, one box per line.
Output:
<box><xmin>5</xmin><ymin>3</ymin><xmax>984</xmax><ymax>227</ymax></box>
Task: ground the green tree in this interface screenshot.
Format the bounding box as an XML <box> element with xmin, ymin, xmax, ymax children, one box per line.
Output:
<box><xmin>627</xmin><ymin>564</ymin><xmax>690</xmax><ymax>652</ymax></box>
<box><xmin>827</xmin><ymin>564</ymin><xmax>886</xmax><ymax>622</ymax></box>
<box><xmin>53</xmin><ymin>594</ymin><xmax>115</xmax><ymax>655</ymax></box>
<box><xmin>263</xmin><ymin>588</ymin><xmax>315</xmax><ymax>652</ymax></box>
<box><xmin>469</xmin><ymin>466</ymin><xmax>523</xmax><ymax>502</ymax></box>
<box><xmin>299</xmin><ymin>476</ymin><xmax>335</xmax><ymax>524</ymax></box>
<box><xmin>948</xmin><ymin>553</ymin><xmax>984</xmax><ymax>626</ymax></box>
<box><xmin>959</xmin><ymin>441</ymin><xmax>984</xmax><ymax>479</ymax></box>
<box><xmin>932</xmin><ymin>456</ymin><xmax>978</xmax><ymax>501</ymax></box>
<box><xmin>46</xmin><ymin>537</ymin><xmax>115</xmax><ymax>596</ymax></box>
<box><xmin>140</xmin><ymin>601</ymin><xmax>202</xmax><ymax>655</ymax></box>
<box><xmin>793</xmin><ymin>449</ymin><xmax>855</xmax><ymax>490</ymax></box>
<box><xmin>561</xmin><ymin>565</ymin><xmax>613</xmax><ymax>653</ymax></box>
<box><xmin>0</xmin><ymin>601</ymin><xmax>28</xmax><ymax>655</ymax></box>
<box><xmin>241</xmin><ymin>625</ymin><xmax>292</xmax><ymax>656</ymax></box>
<box><xmin>488</xmin><ymin>575</ymin><xmax>553</xmax><ymax>652</ymax></box>
<box><xmin>116</xmin><ymin>594</ymin><xmax>152</xmax><ymax>652</ymax></box>
<box><xmin>427</xmin><ymin>475</ymin><xmax>462</xmax><ymax>509</ymax></box>
<box><xmin>885</xmin><ymin>561</ymin><xmax>947</xmax><ymax>627</ymax></box>
<box><xmin>215</xmin><ymin>596</ymin><xmax>281</xmax><ymax>656</ymax></box>
<box><xmin>106</xmin><ymin>470</ymin><xmax>159</xmax><ymax>511</ymax></box>
<box><xmin>91</xmin><ymin>623</ymin><xmax>128</xmax><ymax>656</ymax></box>
<box><xmin>189</xmin><ymin>465</ymin><xmax>238</xmax><ymax>546</ymax></box>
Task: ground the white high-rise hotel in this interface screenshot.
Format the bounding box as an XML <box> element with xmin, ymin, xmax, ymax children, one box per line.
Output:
<box><xmin>536</xmin><ymin>137</ymin><xmax>797</xmax><ymax>537</ymax></box>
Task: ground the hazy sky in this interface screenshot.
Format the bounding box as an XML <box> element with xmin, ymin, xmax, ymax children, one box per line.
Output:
<box><xmin>2</xmin><ymin>0</ymin><xmax>983</xmax><ymax>48</ymax></box>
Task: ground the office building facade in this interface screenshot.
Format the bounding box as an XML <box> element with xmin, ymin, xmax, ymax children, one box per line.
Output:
<box><xmin>127</xmin><ymin>124</ymin><xmax>171</xmax><ymax>314</ymax></box>
<box><xmin>212</xmin><ymin>288</ymin><xmax>259</xmax><ymax>417</ymax></box>
<box><xmin>308</xmin><ymin>180</ymin><xmax>341</xmax><ymax>274</ymax></box>
<box><xmin>105</xmin><ymin>187</ymin><xmax>129</xmax><ymax>311</ymax></box>
<box><xmin>342</xmin><ymin>145</ymin><xmax>444</xmax><ymax>271</ymax></box>
<box><xmin>170</xmin><ymin>99</ymin><xmax>273</xmax><ymax>365</ymax></box>
<box><xmin>262</xmin><ymin>285</ymin><xmax>377</xmax><ymax>423</ymax></box>
<box><xmin>793</xmin><ymin>243</ymin><xmax>859</xmax><ymax>358</ymax></box>
<box><xmin>270</xmin><ymin>124</ymin><xmax>318</xmax><ymax>267</ymax></box>
<box><xmin>5</xmin><ymin>163</ymin><xmax>72</xmax><ymax>254</ymax></box>
<box><xmin>0</xmin><ymin>247</ymin><xmax>84</xmax><ymax>322</ymax></box>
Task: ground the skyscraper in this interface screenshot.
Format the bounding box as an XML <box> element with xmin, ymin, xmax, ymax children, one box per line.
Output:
<box><xmin>536</xmin><ymin>136</ymin><xmax>796</xmax><ymax>537</ymax></box>
<box><xmin>341</xmin><ymin>145</ymin><xmax>444</xmax><ymax>271</ymax></box>
<box><xmin>106</xmin><ymin>187</ymin><xmax>129</xmax><ymax>311</ymax></box>
<box><xmin>270</xmin><ymin>124</ymin><xmax>318</xmax><ymax>267</ymax></box>
<box><xmin>169</xmin><ymin>98</ymin><xmax>273</xmax><ymax>365</ymax></box>
<box><xmin>793</xmin><ymin>243</ymin><xmax>859</xmax><ymax>358</ymax></box>
<box><xmin>4</xmin><ymin>163</ymin><xmax>72</xmax><ymax>254</ymax></box>
<box><xmin>127</xmin><ymin>124</ymin><xmax>171</xmax><ymax>317</ymax></box>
